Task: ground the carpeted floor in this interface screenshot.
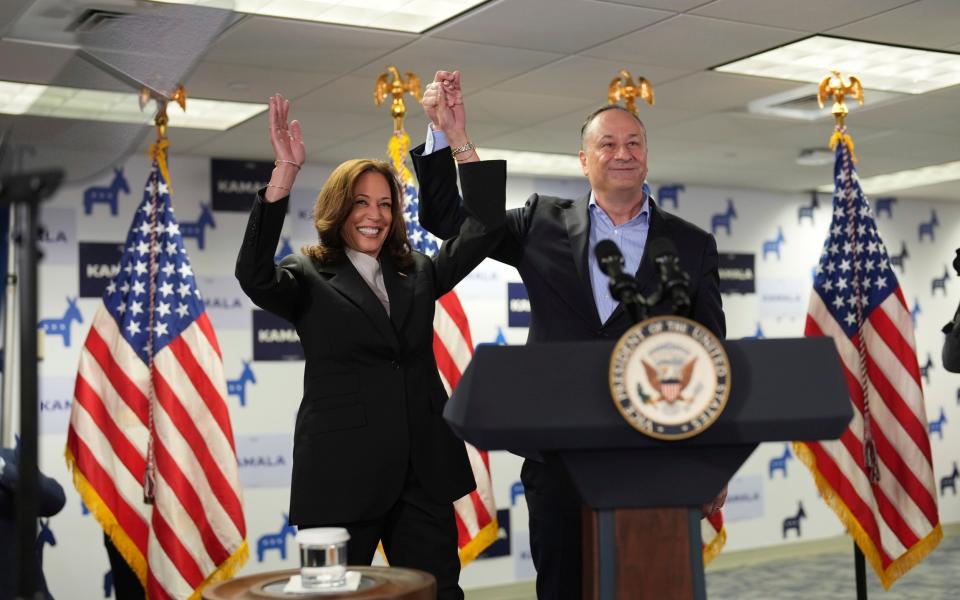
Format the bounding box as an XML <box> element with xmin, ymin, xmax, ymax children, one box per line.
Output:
<box><xmin>705</xmin><ymin>534</ymin><xmax>959</xmax><ymax>599</ymax></box>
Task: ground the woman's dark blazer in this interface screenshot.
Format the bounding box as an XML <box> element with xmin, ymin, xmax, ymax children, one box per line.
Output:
<box><xmin>235</xmin><ymin>161</ymin><xmax>506</xmax><ymax>526</ymax></box>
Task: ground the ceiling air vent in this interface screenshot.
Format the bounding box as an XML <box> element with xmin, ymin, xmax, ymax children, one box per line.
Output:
<box><xmin>66</xmin><ymin>8</ymin><xmax>127</xmax><ymax>33</ymax></box>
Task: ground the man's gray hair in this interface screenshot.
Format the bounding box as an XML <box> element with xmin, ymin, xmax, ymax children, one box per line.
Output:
<box><xmin>579</xmin><ymin>105</ymin><xmax>647</xmax><ymax>149</ymax></box>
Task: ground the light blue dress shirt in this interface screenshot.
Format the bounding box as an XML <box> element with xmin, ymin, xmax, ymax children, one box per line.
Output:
<box><xmin>423</xmin><ymin>126</ymin><xmax>651</xmax><ymax>325</ymax></box>
<box><xmin>587</xmin><ymin>194</ymin><xmax>649</xmax><ymax>324</ymax></box>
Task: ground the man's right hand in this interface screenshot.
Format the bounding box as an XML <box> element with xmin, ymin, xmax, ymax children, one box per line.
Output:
<box><xmin>423</xmin><ymin>70</ymin><xmax>469</xmax><ymax>147</ymax></box>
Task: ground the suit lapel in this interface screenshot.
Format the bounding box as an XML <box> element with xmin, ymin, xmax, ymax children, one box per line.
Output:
<box><xmin>315</xmin><ymin>256</ymin><xmax>400</xmax><ymax>350</ymax></box>
<box><xmin>381</xmin><ymin>254</ymin><xmax>414</xmax><ymax>334</ymax></box>
<box><xmin>563</xmin><ymin>195</ymin><xmax>602</xmax><ymax>329</ymax></box>
<box><xmin>636</xmin><ymin>199</ymin><xmax>664</xmax><ymax>297</ymax></box>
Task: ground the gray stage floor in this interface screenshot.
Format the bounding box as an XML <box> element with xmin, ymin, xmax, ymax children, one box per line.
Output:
<box><xmin>706</xmin><ymin>534</ymin><xmax>959</xmax><ymax>599</ymax></box>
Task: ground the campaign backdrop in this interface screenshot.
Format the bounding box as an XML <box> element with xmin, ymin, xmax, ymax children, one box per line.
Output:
<box><xmin>18</xmin><ymin>151</ymin><xmax>960</xmax><ymax>597</ymax></box>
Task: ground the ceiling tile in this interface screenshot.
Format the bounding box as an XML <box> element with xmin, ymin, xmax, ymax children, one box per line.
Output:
<box><xmin>203</xmin><ymin>15</ymin><xmax>416</xmax><ymax>73</ymax></box>
<box><xmin>466</xmin><ymin>89</ymin><xmax>595</xmax><ymax>126</ymax></box>
<box><xmin>583</xmin><ymin>13</ymin><xmax>804</xmax><ymax>69</ymax></box>
<box><xmin>351</xmin><ymin>37</ymin><xmax>563</xmax><ymax>89</ymax></box>
<box><xmin>0</xmin><ymin>40</ymin><xmax>74</xmax><ymax>84</ymax></box>
<box><xmin>490</xmin><ymin>55</ymin><xmax>695</xmax><ymax>101</ymax></box>
<box><xmin>594</xmin><ymin>0</ymin><xmax>712</xmax><ymax>10</ymax></box>
<box><xmin>827</xmin><ymin>0</ymin><xmax>960</xmax><ymax>49</ymax></box>
<box><xmin>185</xmin><ymin>62</ymin><xmax>330</xmax><ymax>103</ymax></box>
<box><xmin>652</xmin><ymin>71</ymin><xmax>801</xmax><ymax>112</ymax></box>
<box><xmin>849</xmin><ymin>94</ymin><xmax>960</xmax><ymax>137</ymax></box>
<box><xmin>432</xmin><ymin>0</ymin><xmax>672</xmax><ymax>53</ymax></box>
<box><xmin>652</xmin><ymin>112</ymin><xmax>806</xmax><ymax>146</ymax></box>
<box><xmin>690</xmin><ymin>0</ymin><xmax>915</xmax><ymax>32</ymax></box>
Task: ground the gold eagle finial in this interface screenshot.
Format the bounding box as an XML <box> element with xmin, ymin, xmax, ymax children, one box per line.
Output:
<box><xmin>374</xmin><ymin>66</ymin><xmax>422</xmax><ymax>133</ymax></box>
<box><xmin>817</xmin><ymin>70</ymin><xmax>864</xmax><ymax>130</ymax></box>
<box><xmin>138</xmin><ymin>84</ymin><xmax>186</xmax><ymax>145</ymax></box>
<box><xmin>608</xmin><ymin>70</ymin><xmax>654</xmax><ymax>116</ymax></box>
<box><xmin>818</xmin><ymin>70</ymin><xmax>864</xmax><ymax>162</ymax></box>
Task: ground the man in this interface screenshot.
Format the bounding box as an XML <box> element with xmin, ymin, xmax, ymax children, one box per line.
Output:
<box><xmin>0</xmin><ymin>445</ymin><xmax>66</xmax><ymax>600</ymax></box>
<box><xmin>943</xmin><ymin>248</ymin><xmax>960</xmax><ymax>373</ymax></box>
<box><xmin>412</xmin><ymin>71</ymin><xmax>726</xmax><ymax>599</ymax></box>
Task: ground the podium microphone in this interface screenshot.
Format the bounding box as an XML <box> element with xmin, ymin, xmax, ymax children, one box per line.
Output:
<box><xmin>648</xmin><ymin>238</ymin><xmax>692</xmax><ymax>315</ymax></box>
<box><xmin>595</xmin><ymin>239</ymin><xmax>646</xmax><ymax>323</ymax></box>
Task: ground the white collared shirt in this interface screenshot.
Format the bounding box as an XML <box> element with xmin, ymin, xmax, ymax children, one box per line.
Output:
<box><xmin>345</xmin><ymin>247</ymin><xmax>390</xmax><ymax>315</ymax></box>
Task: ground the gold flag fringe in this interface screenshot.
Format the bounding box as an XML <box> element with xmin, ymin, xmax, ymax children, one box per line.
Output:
<box><xmin>65</xmin><ymin>447</ymin><xmax>149</xmax><ymax>588</ymax></box>
<box><xmin>793</xmin><ymin>441</ymin><xmax>942</xmax><ymax>590</ymax></box>
<box><xmin>457</xmin><ymin>518</ymin><xmax>500</xmax><ymax>567</ymax></box>
<box><xmin>702</xmin><ymin>523</ymin><xmax>727</xmax><ymax>567</ymax></box>
<box><xmin>67</xmin><ymin>445</ymin><xmax>250</xmax><ymax>599</ymax></box>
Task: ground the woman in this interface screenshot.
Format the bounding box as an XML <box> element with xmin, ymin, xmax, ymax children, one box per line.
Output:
<box><xmin>235</xmin><ymin>94</ymin><xmax>504</xmax><ymax>599</ymax></box>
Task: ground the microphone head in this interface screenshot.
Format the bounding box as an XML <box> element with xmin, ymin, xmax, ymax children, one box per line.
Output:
<box><xmin>647</xmin><ymin>237</ymin><xmax>680</xmax><ymax>261</ymax></box>
<box><xmin>594</xmin><ymin>239</ymin><xmax>625</xmax><ymax>276</ymax></box>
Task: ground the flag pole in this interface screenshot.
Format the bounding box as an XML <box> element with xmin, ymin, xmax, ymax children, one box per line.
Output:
<box><xmin>0</xmin><ymin>168</ymin><xmax>62</xmax><ymax>600</ymax></box>
<box><xmin>855</xmin><ymin>543</ymin><xmax>868</xmax><ymax>599</ymax></box>
<box><xmin>818</xmin><ymin>70</ymin><xmax>873</xmax><ymax>599</ymax></box>
<box><xmin>137</xmin><ymin>84</ymin><xmax>185</xmax><ymax>503</ymax></box>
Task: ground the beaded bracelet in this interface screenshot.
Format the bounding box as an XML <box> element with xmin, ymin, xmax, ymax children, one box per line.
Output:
<box><xmin>275</xmin><ymin>160</ymin><xmax>302</xmax><ymax>170</ymax></box>
<box><xmin>266</xmin><ymin>184</ymin><xmax>290</xmax><ymax>192</ymax></box>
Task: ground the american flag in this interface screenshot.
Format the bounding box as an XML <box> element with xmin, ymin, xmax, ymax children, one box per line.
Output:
<box><xmin>795</xmin><ymin>138</ymin><xmax>941</xmax><ymax>589</ymax></box>
<box><xmin>66</xmin><ymin>154</ymin><xmax>248</xmax><ymax>599</ymax></box>
<box><xmin>395</xmin><ymin>140</ymin><xmax>498</xmax><ymax>563</ymax></box>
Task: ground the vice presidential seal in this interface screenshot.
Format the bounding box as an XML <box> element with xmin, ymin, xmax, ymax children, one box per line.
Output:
<box><xmin>609</xmin><ymin>316</ymin><xmax>730</xmax><ymax>440</ymax></box>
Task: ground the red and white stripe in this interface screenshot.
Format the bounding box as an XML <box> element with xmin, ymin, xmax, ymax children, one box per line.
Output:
<box><xmin>799</xmin><ymin>290</ymin><xmax>940</xmax><ymax>588</ymax></box>
<box><xmin>701</xmin><ymin>510</ymin><xmax>725</xmax><ymax>565</ymax></box>
<box><xmin>67</xmin><ymin>307</ymin><xmax>247</xmax><ymax>599</ymax></box>
<box><xmin>433</xmin><ymin>291</ymin><xmax>498</xmax><ymax>564</ymax></box>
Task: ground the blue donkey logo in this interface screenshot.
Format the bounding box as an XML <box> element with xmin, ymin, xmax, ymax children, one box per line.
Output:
<box><xmin>928</xmin><ymin>407</ymin><xmax>947</xmax><ymax>440</ymax></box>
<box><xmin>782</xmin><ymin>502</ymin><xmax>806</xmax><ymax>538</ymax></box>
<box><xmin>656</xmin><ymin>184</ymin><xmax>684</xmax><ymax>209</ymax></box>
<box><xmin>874</xmin><ymin>197</ymin><xmax>896</xmax><ymax>218</ymax></box>
<box><xmin>227</xmin><ymin>360</ymin><xmax>257</xmax><ymax>407</ymax></box>
<box><xmin>798</xmin><ymin>193</ymin><xmax>819</xmax><ymax>225</ymax></box>
<box><xmin>768</xmin><ymin>444</ymin><xmax>793</xmax><ymax>479</ymax></box>
<box><xmin>762</xmin><ymin>227</ymin><xmax>786</xmax><ymax>261</ymax></box>
<box><xmin>889</xmin><ymin>242</ymin><xmax>909</xmax><ymax>273</ymax></box>
<box><xmin>257</xmin><ymin>514</ymin><xmax>296</xmax><ymax>562</ymax></box>
<box><xmin>931</xmin><ymin>267</ymin><xmax>950</xmax><ymax>296</ymax></box>
<box><xmin>38</xmin><ymin>297</ymin><xmax>83</xmax><ymax>347</ymax></box>
<box><xmin>710</xmin><ymin>199</ymin><xmax>737</xmax><ymax>236</ymax></box>
<box><xmin>180</xmin><ymin>204</ymin><xmax>216</xmax><ymax>250</ymax></box>
<box><xmin>918</xmin><ymin>211</ymin><xmax>938</xmax><ymax>242</ymax></box>
<box><xmin>84</xmin><ymin>167</ymin><xmax>130</xmax><ymax>216</ymax></box>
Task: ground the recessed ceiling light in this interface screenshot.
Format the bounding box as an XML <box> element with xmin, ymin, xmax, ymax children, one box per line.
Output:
<box><xmin>796</xmin><ymin>148</ymin><xmax>834</xmax><ymax>166</ymax></box>
<box><xmin>715</xmin><ymin>35</ymin><xmax>960</xmax><ymax>94</ymax></box>
<box><xmin>0</xmin><ymin>81</ymin><xmax>265</xmax><ymax>130</ymax></box>
<box><xmin>817</xmin><ymin>160</ymin><xmax>960</xmax><ymax>194</ymax></box>
<box><xmin>149</xmin><ymin>0</ymin><xmax>488</xmax><ymax>33</ymax></box>
<box><xmin>746</xmin><ymin>84</ymin><xmax>903</xmax><ymax>121</ymax></box>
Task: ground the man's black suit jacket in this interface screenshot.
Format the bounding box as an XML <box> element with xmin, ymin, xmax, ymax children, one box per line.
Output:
<box><xmin>235</xmin><ymin>161</ymin><xmax>506</xmax><ymax>526</ymax></box>
<box><xmin>410</xmin><ymin>146</ymin><xmax>725</xmax><ymax>342</ymax></box>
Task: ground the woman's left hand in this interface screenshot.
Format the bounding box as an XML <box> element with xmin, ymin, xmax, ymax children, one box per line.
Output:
<box><xmin>265</xmin><ymin>93</ymin><xmax>305</xmax><ymax>202</ymax></box>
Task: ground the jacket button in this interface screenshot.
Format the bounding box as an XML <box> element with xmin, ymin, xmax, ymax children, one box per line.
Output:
<box><xmin>391</xmin><ymin>360</ymin><xmax>400</xmax><ymax>369</ymax></box>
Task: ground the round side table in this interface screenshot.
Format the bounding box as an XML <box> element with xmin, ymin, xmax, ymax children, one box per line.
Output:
<box><xmin>202</xmin><ymin>566</ymin><xmax>435</xmax><ymax>600</ymax></box>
